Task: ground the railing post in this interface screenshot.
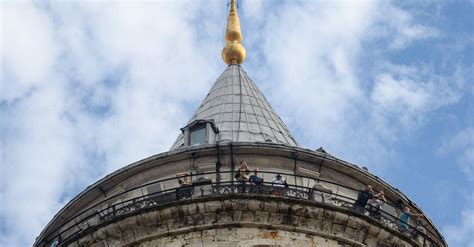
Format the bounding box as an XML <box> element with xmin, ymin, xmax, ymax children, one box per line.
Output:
<box><xmin>292</xmin><ymin>152</ymin><xmax>298</xmax><ymax>186</ymax></box>
<box><xmin>230</xmin><ymin>144</ymin><xmax>234</xmax><ymax>186</ymax></box>
<box><xmin>191</xmin><ymin>152</ymin><xmax>198</xmax><ymax>174</ymax></box>
<box><xmin>216</xmin><ymin>143</ymin><xmax>221</xmax><ymax>184</ymax></box>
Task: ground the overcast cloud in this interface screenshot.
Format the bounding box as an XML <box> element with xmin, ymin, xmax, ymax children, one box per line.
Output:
<box><xmin>1</xmin><ymin>1</ymin><xmax>473</xmax><ymax>246</ymax></box>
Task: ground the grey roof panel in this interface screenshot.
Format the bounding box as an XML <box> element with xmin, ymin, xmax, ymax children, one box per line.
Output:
<box><xmin>170</xmin><ymin>65</ymin><xmax>299</xmax><ymax>150</ymax></box>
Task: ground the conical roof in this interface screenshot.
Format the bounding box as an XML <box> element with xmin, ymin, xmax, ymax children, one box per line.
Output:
<box><xmin>170</xmin><ymin>65</ymin><xmax>299</xmax><ymax>150</ymax></box>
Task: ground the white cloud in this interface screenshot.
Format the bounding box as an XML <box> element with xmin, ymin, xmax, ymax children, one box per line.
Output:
<box><xmin>1</xmin><ymin>2</ymin><xmax>222</xmax><ymax>245</ymax></box>
<box><xmin>370</xmin><ymin>63</ymin><xmax>463</xmax><ymax>140</ymax></box>
<box><xmin>1</xmin><ymin>2</ymin><xmax>59</xmax><ymax>101</ymax></box>
<box><xmin>372</xmin><ymin>73</ymin><xmax>430</xmax><ymax>112</ymax></box>
<box><xmin>245</xmin><ymin>1</ymin><xmax>458</xmax><ymax>170</ymax></box>
<box><xmin>372</xmin><ymin>3</ymin><xmax>440</xmax><ymax>50</ymax></box>
<box><xmin>438</xmin><ymin>127</ymin><xmax>474</xmax><ymax>179</ymax></box>
<box><xmin>444</xmin><ymin>207</ymin><xmax>474</xmax><ymax>247</ymax></box>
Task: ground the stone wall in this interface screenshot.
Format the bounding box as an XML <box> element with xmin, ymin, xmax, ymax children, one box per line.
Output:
<box><xmin>69</xmin><ymin>195</ymin><xmax>418</xmax><ymax>247</ymax></box>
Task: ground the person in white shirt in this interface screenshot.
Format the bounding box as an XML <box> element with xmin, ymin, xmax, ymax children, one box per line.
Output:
<box><xmin>271</xmin><ymin>174</ymin><xmax>287</xmax><ymax>196</ymax></box>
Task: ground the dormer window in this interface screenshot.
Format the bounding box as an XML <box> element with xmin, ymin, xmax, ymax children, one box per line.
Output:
<box><xmin>180</xmin><ymin>119</ymin><xmax>219</xmax><ymax>147</ymax></box>
<box><xmin>190</xmin><ymin>125</ymin><xmax>206</xmax><ymax>146</ymax></box>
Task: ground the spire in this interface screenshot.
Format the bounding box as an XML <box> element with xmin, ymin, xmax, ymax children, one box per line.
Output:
<box><xmin>170</xmin><ymin>66</ymin><xmax>299</xmax><ymax>150</ymax></box>
<box><xmin>222</xmin><ymin>0</ymin><xmax>246</xmax><ymax>65</ymax></box>
<box><xmin>170</xmin><ymin>1</ymin><xmax>299</xmax><ymax>150</ymax></box>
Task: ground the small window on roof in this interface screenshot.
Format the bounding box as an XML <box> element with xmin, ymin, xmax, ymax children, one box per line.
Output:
<box><xmin>190</xmin><ymin>125</ymin><xmax>206</xmax><ymax>146</ymax></box>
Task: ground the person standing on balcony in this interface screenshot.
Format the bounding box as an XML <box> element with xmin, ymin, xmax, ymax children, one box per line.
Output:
<box><xmin>249</xmin><ymin>168</ymin><xmax>263</xmax><ymax>185</ymax></box>
<box><xmin>399</xmin><ymin>206</ymin><xmax>423</xmax><ymax>233</ymax></box>
<box><xmin>352</xmin><ymin>185</ymin><xmax>383</xmax><ymax>214</ymax></box>
<box><xmin>176</xmin><ymin>172</ymin><xmax>193</xmax><ymax>199</ymax></box>
<box><xmin>235</xmin><ymin>160</ymin><xmax>251</xmax><ymax>193</ymax></box>
<box><xmin>369</xmin><ymin>190</ymin><xmax>386</xmax><ymax>219</ymax></box>
<box><xmin>271</xmin><ymin>174</ymin><xmax>288</xmax><ymax>196</ymax></box>
<box><xmin>236</xmin><ymin>160</ymin><xmax>250</xmax><ymax>181</ymax></box>
<box><xmin>412</xmin><ymin>219</ymin><xmax>428</xmax><ymax>241</ymax></box>
<box><xmin>248</xmin><ymin>168</ymin><xmax>264</xmax><ymax>194</ymax></box>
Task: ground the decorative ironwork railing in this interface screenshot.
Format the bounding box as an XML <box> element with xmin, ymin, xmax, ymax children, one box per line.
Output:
<box><xmin>39</xmin><ymin>170</ymin><xmax>441</xmax><ymax>247</ymax></box>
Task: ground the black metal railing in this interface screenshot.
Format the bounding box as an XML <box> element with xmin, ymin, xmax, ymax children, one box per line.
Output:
<box><xmin>39</xmin><ymin>170</ymin><xmax>441</xmax><ymax>247</ymax></box>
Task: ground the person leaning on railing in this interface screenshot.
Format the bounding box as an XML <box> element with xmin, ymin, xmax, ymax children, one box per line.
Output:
<box><xmin>247</xmin><ymin>168</ymin><xmax>264</xmax><ymax>194</ymax></box>
<box><xmin>249</xmin><ymin>168</ymin><xmax>263</xmax><ymax>185</ymax></box>
<box><xmin>412</xmin><ymin>218</ymin><xmax>428</xmax><ymax>241</ymax></box>
<box><xmin>236</xmin><ymin>160</ymin><xmax>250</xmax><ymax>181</ymax></box>
<box><xmin>271</xmin><ymin>174</ymin><xmax>288</xmax><ymax>196</ymax></box>
<box><xmin>368</xmin><ymin>190</ymin><xmax>386</xmax><ymax>219</ymax></box>
<box><xmin>177</xmin><ymin>172</ymin><xmax>192</xmax><ymax>185</ymax></box>
<box><xmin>398</xmin><ymin>206</ymin><xmax>423</xmax><ymax>234</ymax></box>
<box><xmin>352</xmin><ymin>184</ymin><xmax>384</xmax><ymax>214</ymax></box>
<box><xmin>176</xmin><ymin>172</ymin><xmax>193</xmax><ymax>199</ymax></box>
<box><xmin>234</xmin><ymin>160</ymin><xmax>251</xmax><ymax>193</ymax></box>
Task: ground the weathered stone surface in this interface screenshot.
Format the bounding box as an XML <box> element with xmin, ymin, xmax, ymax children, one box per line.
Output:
<box><xmin>216</xmin><ymin>210</ymin><xmax>233</xmax><ymax>223</ymax></box>
<box><xmin>204</xmin><ymin>201</ymin><xmax>221</xmax><ymax>213</ymax></box>
<box><xmin>232</xmin><ymin>210</ymin><xmax>243</xmax><ymax>221</ymax></box>
<box><xmin>307</xmin><ymin>218</ymin><xmax>322</xmax><ymax>230</ymax></box>
<box><xmin>118</xmin><ymin>215</ymin><xmax>137</xmax><ymax>229</ymax></box>
<box><xmin>103</xmin><ymin>224</ymin><xmax>121</xmax><ymax>239</ymax></box>
<box><xmin>264</xmin><ymin>201</ymin><xmax>278</xmax><ymax>213</ymax></box>
<box><xmin>321</xmin><ymin>209</ymin><xmax>335</xmax><ymax>221</ymax></box>
<box><xmin>77</xmin><ymin>234</ymin><xmax>93</xmax><ymax>246</ymax></box>
<box><xmin>91</xmin><ymin>228</ymin><xmax>107</xmax><ymax>241</ymax></box>
<box><xmin>332</xmin><ymin>223</ymin><xmax>345</xmax><ymax>236</ymax></box>
<box><xmin>121</xmin><ymin>228</ymin><xmax>135</xmax><ymax>242</ymax></box>
<box><xmin>215</xmin><ymin>229</ymin><xmax>230</xmax><ymax>241</ymax></box>
<box><xmin>89</xmin><ymin>240</ymin><xmax>107</xmax><ymax>247</ymax></box>
<box><xmin>368</xmin><ymin>224</ymin><xmax>381</xmax><ymax>237</ymax></box>
<box><xmin>137</xmin><ymin>211</ymin><xmax>157</xmax><ymax>226</ymax></box>
<box><xmin>133</xmin><ymin>225</ymin><xmax>148</xmax><ymax>240</ymax></box>
<box><xmin>254</xmin><ymin>211</ymin><xmax>269</xmax><ymax>222</ymax></box>
<box><xmin>71</xmin><ymin>197</ymin><xmax>417</xmax><ymax>247</ymax></box>
<box><xmin>312</xmin><ymin>207</ymin><xmax>325</xmax><ymax>218</ymax></box>
<box><xmin>333</xmin><ymin>211</ymin><xmax>349</xmax><ymax>224</ymax></box>
<box><xmin>297</xmin><ymin>214</ymin><xmax>309</xmax><ymax>226</ymax></box>
<box><xmin>322</xmin><ymin>220</ymin><xmax>333</xmax><ymax>232</ymax></box>
<box><xmin>364</xmin><ymin>236</ymin><xmax>379</xmax><ymax>247</ymax></box>
<box><xmin>235</xmin><ymin>200</ymin><xmax>248</xmax><ymax>210</ymax></box>
<box><xmin>201</xmin><ymin>212</ymin><xmax>216</xmax><ymax>224</ymax></box>
<box><xmin>377</xmin><ymin>229</ymin><xmax>390</xmax><ymax>240</ymax></box>
<box><xmin>347</xmin><ymin>215</ymin><xmax>361</xmax><ymax>229</ymax></box>
<box><xmin>343</xmin><ymin>226</ymin><xmax>357</xmax><ymax>240</ymax></box>
<box><xmin>160</xmin><ymin>207</ymin><xmax>173</xmax><ymax>221</ymax></box>
<box><xmin>241</xmin><ymin>210</ymin><xmax>254</xmax><ymax>222</ymax></box>
<box><xmin>248</xmin><ymin>199</ymin><xmax>263</xmax><ymax>211</ymax></box>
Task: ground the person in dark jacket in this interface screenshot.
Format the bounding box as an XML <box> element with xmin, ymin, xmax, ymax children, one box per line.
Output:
<box><xmin>249</xmin><ymin>168</ymin><xmax>263</xmax><ymax>185</ymax></box>
<box><xmin>352</xmin><ymin>185</ymin><xmax>383</xmax><ymax>214</ymax></box>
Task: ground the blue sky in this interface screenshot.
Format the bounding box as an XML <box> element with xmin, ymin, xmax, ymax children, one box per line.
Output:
<box><xmin>1</xmin><ymin>1</ymin><xmax>473</xmax><ymax>246</ymax></box>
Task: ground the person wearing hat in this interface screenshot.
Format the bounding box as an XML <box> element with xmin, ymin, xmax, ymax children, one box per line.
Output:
<box><xmin>271</xmin><ymin>174</ymin><xmax>287</xmax><ymax>196</ymax></box>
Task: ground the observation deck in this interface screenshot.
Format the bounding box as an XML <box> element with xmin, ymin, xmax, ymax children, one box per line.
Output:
<box><xmin>35</xmin><ymin>143</ymin><xmax>446</xmax><ymax>247</ymax></box>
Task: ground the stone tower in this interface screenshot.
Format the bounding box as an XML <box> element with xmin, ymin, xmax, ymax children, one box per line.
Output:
<box><xmin>35</xmin><ymin>1</ymin><xmax>446</xmax><ymax>246</ymax></box>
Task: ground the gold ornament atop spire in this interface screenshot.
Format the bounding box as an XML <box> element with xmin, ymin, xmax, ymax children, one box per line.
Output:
<box><xmin>222</xmin><ymin>0</ymin><xmax>246</xmax><ymax>65</ymax></box>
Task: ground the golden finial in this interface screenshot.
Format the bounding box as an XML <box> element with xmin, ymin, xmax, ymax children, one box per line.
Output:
<box><xmin>222</xmin><ymin>0</ymin><xmax>246</xmax><ymax>65</ymax></box>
